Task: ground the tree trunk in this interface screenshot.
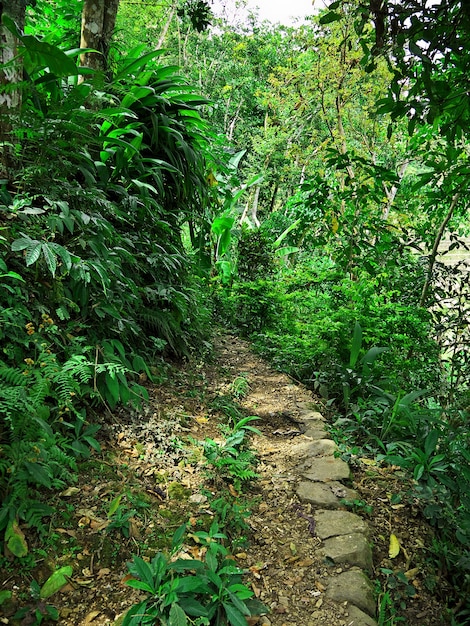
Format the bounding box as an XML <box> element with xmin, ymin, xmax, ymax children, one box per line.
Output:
<box><xmin>250</xmin><ymin>185</ymin><xmax>261</xmax><ymax>227</ymax></box>
<box><xmin>0</xmin><ymin>0</ymin><xmax>25</xmax><ymax>182</ymax></box>
<box><xmin>80</xmin><ymin>0</ymin><xmax>120</xmax><ymax>73</ymax></box>
<box><xmin>419</xmin><ymin>192</ymin><xmax>461</xmax><ymax>308</ymax></box>
<box><xmin>157</xmin><ymin>2</ymin><xmax>177</xmax><ymax>49</ymax></box>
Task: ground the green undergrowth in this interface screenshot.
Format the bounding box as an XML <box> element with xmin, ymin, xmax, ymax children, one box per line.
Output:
<box><xmin>0</xmin><ymin>367</ymin><xmax>265</xmax><ymax>626</ymax></box>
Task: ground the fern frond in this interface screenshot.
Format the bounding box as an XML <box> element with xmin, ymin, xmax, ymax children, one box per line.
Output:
<box><xmin>0</xmin><ymin>365</ymin><xmax>27</xmax><ymax>387</ymax></box>
<box><xmin>61</xmin><ymin>354</ymin><xmax>93</xmax><ymax>385</ymax></box>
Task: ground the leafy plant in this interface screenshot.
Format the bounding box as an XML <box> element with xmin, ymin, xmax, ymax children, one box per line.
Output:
<box><xmin>202</xmin><ymin>416</ymin><xmax>260</xmax><ymax>490</ymax></box>
<box><xmin>13</xmin><ymin>578</ymin><xmax>62</xmax><ymax>625</ymax></box>
<box><xmin>122</xmin><ymin>522</ymin><xmax>268</xmax><ymax>626</ymax></box>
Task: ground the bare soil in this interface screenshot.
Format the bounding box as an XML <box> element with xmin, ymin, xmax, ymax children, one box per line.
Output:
<box><xmin>0</xmin><ymin>333</ymin><xmax>449</xmax><ymax>625</ymax></box>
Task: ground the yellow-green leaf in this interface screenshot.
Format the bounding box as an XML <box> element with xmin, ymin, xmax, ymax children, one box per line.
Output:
<box><xmin>107</xmin><ymin>494</ymin><xmax>122</xmax><ymax>518</ymax></box>
<box><xmin>389</xmin><ymin>533</ymin><xmax>400</xmax><ymax>559</ymax></box>
<box><xmin>5</xmin><ymin>520</ymin><xmax>28</xmax><ymax>558</ymax></box>
<box><xmin>40</xmin><ymin>566</ymin><xmax>73</xmax><ymax>599</ymax></box>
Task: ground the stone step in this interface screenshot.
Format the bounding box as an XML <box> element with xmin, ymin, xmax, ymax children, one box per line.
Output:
<box><xmin>322</xmin><ymin>532</ymin><xmax>373</xmax><ymax>572</ymax></box>
<box><xmin>326</xmin><ymin>568</ymin><xmax>376</xmax><ymax>617</ymax></box>
<box><xmin>301</xmin><ymin>456</ymin><xmax>351</xmax><ymax>482</ymax></box>
<box><xmin>314</xmin><ymin>510</ymin><xmax>369</xmax><ymax>539</ymax></box>
<box><xmin>297</xmin><ymin>480</ymin><xmax>359</xmax><ymax>509</ymax></box>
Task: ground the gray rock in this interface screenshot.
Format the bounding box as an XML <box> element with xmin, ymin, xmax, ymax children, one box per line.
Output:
<box><xmin>322</xmin><ymin>533</ymin><xmax>373</xmax><ymax>571</ymax></box>
<box><xmin>297</xmin><ymin>481</ymin><xmax>342</xmax><ymax>508</ymax></box>
<box><xmin>326</xmin><ymin>569</ymin><xmax>376</xmax><ymax>617</ymax></box>
<box><xmin>300</xmin><ymin>417</ymin><xmax>327</xmax><ymax>430</ymax></box>
<box><xmin>290</xmin><ymin>438</ymin><xmax>338</xmax><ymax>459</ymax></box>
<box><xmin>301</xmin><ymin>457</ymin><xmax>351</xmax><ymax>482</ymax></box>
<box><xmin>303</xmin><ymin>426</ymin><xmax>329</xmax><ymax>440</ymax></box>
<box><xmin>329</xmin><ymin>481</ymin><xmax>360</xmax><ymax>501</ymax></box>
<box><xmin>296</xmin><ymin>402</ymin><xmax>324</xmax><ymax>414</ymax></box>
<box><xmin>315</xmin><ymin>510</ymin><xmax>369</xmax><ymax>539</ymax></box>
<box><xmin>345</xmin><ymin>605</ymin><xmax>378</xmax><ymax>626</ymax></box>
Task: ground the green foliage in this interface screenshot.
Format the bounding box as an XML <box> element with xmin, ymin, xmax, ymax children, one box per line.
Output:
<box><xmin>201</xmin><ymin>412</ymin><xmax>260</xmax><ymax>491</ymax></box>
<box><xmin>123</xmin><ymin>522</ymin><xmax>268</xmax><ymax>626</ymax></box>
<box><xmin>1</xmin><ymin>17</ymin><xmax>214</xmax><ymax>556</ymax></box>
<box><xmin>13</xmin><ymin>579</ymin><xmax>60</xmax><ymax>625</ymax></box>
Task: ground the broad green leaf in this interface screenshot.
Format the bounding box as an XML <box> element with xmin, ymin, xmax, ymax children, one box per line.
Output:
<box><xmin>124</xmin><ymin>579</ymin><xmax>155</xmax><ymax>593</ymax></box>
<box><xmin>21</xmin><ymin>35</ymin><xmax>78</xmax><ymax>76</ymax></box>
<box><xmin>122</xmin><ymin>86</ymin><xmax>155</xmax><ymax>108</ymax></box>
<box><xmin>5</xmin><ymin>520</ymin><xmax>28</xmax><ymax>558</ymax></box>
<box><xmin>349</xmin><ymin>322</ymin><xmax>362</xmax><ymax>368</ymax></box>
<box><xmin>274</xmin><ymin>246</ymin><xmax>300</xmax><ymax>258</ymax></box>
<box><xmin>50</xmin><ymin>243</ymin><xmax>73</xmax><ymax>271</ymax></box>
<box><xmin>40</xmin><ymin>566</ymin><xmax>73</xmax><ymax>599</ymax></box>
<box><xmin>217</xmin><ymin>229</ymin><xmax>232</xmax><ymax>258</ymax></box>
<box><xmin>413</xmin><ymin>464</ymin><xmax>425</xmax><ymax>481</ymax></box>
<box><xmin>114</xmin><ymin>49</ymin><xmax>166</xmax><ymax>81</ymax></box>
<box><xmin>23</xmin><ymin>461</ymin><xmax>52</xmax><ymax>488</ymax></box>
<box><xmin>25</xmin><ymin>243</ymin><xmax>42</xmax><ymax>267</ymax></box>
<box><xmin>178</xmin><ymin>596</ymin><xmax>208</xmax><ymax>617</ymax></box>
<box><xmin>130</xmin><ymin>554</ymin><xmax>160</xmax><ymax>589</ymax></box>
<box><xmin>176</xmin><ymin>576</ymin><xmax>210</xmax><ymax>595</ymax></box>
<box><xmin>169</xmin><ymin>603</ymin><xmax>188</xmax><ymax>626</ymax></box>
<box><xmin>424</xmin><ymin>430</ymin><xmax>439</xmax><ymax>458</ymax></box>
<box><xmin>42</xmin><ymin>243</ymin><xmax>57</xmax><ymax>276</ymax></box>
<box><xmin>228</xmin><ymin>150</ymin><xmax>246</xmax><ymax>170</ymax></box>
<box><xmin>273</xmin><ymin>219</ymin><xmax>301</xmax><ymax>248</ymax></box>
<box><xmin>105</xmin><ymin>372</ymin><xmax>120</xmax><ymax>404</ymax></box>
<box><xmin>398</xmin><ymin>389</ymin><xmax>427</xmax><ymax>408</ymax></box>
<box><xmin>0</xmin><ymin>271</ymin><xmax>24</xmax><ymax>282</ymax></box>
<box><xmin>228</xmin><ymin>583</ymin><xmax>254</xmax><ymax>600</ymax></box>
<box><xmin>11</xmin><ymin>236</ymin><xmax>33</xmax><ymax>251</ymax></box>
<box><xmin>211</xmin><ymin>216</ymin><xmax>234</xmax><ymax>236</ymax></box>
<box><xmin>170</xmin><ymin>559</ymin><xmax>205</xmax><ymax>573</ymax></box>
<box><xmin>319</xmin><ymin>11</ymin><xmax>342</xmax><ymax>25</ymax></box>
<box><xmin>223</xmin><ymin>602</ymin><xmax>249</xmax><ymax>626</ymax></box>
<box><xmin>227</xmin><ymin>590</ymin><xmax>250</xmax><ymax>615</ymax></box>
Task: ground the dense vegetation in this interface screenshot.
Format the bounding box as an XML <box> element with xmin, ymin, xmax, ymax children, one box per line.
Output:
<box><xmin>1</xmin><ymin>0</ymin><xmax>469</xmax><ymax>624</ymax></box>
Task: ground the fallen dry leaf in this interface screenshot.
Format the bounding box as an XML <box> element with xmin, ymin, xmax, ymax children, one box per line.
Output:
<box><xmin>89</xmin><ymin>519</ymin><xmax>109</xmax><ymax>532</ymax></box>
<box><xmin>83</xmin><ymin>610</ymin><xmax>101</xmax><ymax>624</ymax></box>
<box><xmin>74</xmin><ymin>577</ymin><xmax>94</xmax><ymax>588</ymax></box>
<box><xmin>55</xmin><ymin>528</ymin><xmax>77</xmax><ymax>538</ymax></box>
<box><xmin>60</xmin><ymin>487</ymin><xmax>81</xmax><ymax>497</ymax></box>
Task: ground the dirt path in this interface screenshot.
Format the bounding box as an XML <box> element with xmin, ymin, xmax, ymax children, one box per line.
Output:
<box><xmin>1</xmin><ymin>334</ymin><xmax>447</xmax><ymax>625</ymax></box>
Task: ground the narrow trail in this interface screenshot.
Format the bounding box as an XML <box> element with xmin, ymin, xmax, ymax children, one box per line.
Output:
<box><xmin>214</xmin><ymin>335</ymin><xmax>377</xmax><ymax>626</ymax></box>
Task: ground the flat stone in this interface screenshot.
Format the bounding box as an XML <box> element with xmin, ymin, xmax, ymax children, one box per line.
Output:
<box><xmin>322</xmin><ymin>533</ymin><xmax>373</xmax><ymax>571</ymax></box>
<box><xmin>345</xmin><ymin>605</ymin><xmax>378</xmax><ymax>626</ymax></box>
<box><xmin>315</xmin><ymin>510</ymin><xmax>368</xmax><ymax>539</ymax></box>
<box><xmin>299</xmin><ymin>410</ymin><xmax>326</xmax><ymax>421</ymax></box>
<box><xmin>297</xmin><ymin>481</ymin><xmax>341</xmax><ymax>508</ymax></box>
<box><xmin>301</xmin><ymin>457</ymin><xmax>350</xmax><ymax>482</ymax></box>
<box><xmin>303</xmin><ymin>426</ymin><xmax>329</xmax><ymax>440</ymax></box>
<box><xmin>297</xmin><ymin>401</ymin><xmax>323</xmax><ymax>412</ymax></box>
<box><xmin>301</xmin><ymin>419</ymin><xmax>328</xmax><ymax>438</ymax></box>
<box><xmin>290</xmin><ymin>439</ymin><xmax>337</xmax><ymax>459</ymax></box>
<box><xmin>326</xmin><ymin>569</ymin><xmax>376</xmax><ymax>617</ymax></box>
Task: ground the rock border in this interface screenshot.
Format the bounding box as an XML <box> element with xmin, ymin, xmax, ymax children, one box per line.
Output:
<box><xmin>293</xmin><ymin>402</ymin><xmax>378</xmax><ymax>626</ymax></box>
